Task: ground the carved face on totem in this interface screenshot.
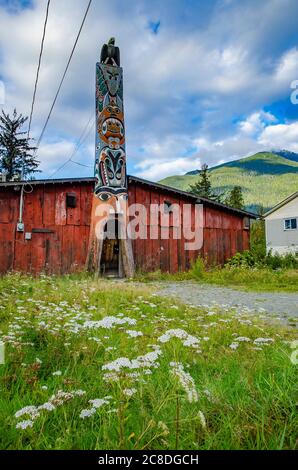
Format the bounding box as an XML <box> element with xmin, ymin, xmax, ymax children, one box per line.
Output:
<box><xmin>102</xmin><ymin>65</ymin><xmax>121</xmax><ymax>96</ymax></box>
<box><xmin>95</xmin><ymin>62</ymin><xmax>127</xmax><ymax>198</ymax></box>
<box><xmin>98</xmin><ymin>103</ymin><xmax>124</xmax><ymax>149</ymax></box>
<box><xmin>97</xmin><ymin>147</ymin><xmax>126</xmax><ymax>188</ymax></box>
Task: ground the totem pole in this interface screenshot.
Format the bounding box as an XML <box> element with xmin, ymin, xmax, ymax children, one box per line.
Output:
<box><xmin>86</xmin><ymin>38</ymin><xmax>134</xmax><ymax>277</ymax></box>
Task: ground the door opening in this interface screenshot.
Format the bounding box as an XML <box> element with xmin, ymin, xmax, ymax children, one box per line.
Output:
<box><xmin>100</xmin><ymin>217</ymin><xmax>120</xmax><ymax>277</ymax></box>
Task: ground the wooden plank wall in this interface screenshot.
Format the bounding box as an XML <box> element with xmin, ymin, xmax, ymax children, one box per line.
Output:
<box><xmin>0</xmin><ymin>180</ymin><xmax>251</xmax><ymax>275</ymax></box>
<box><xmin>0</xmin><ymin>182</ymin><xmax>94</xmax><ymax>274</ymax></box>
<box><xmin>129</xmin><ymin>181</ymin><xmax>250</xmax><ymax>273</ymax></box>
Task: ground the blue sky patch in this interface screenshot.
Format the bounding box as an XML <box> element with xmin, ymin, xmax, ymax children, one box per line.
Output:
<box><xmin>148</xmin><ymin>20</ymin><xmax>161</xmax><ymax>35</ymax></box>
<box><xmin>0</xmin><ymin>0</ymin><xmax>33</xmax><ymax>13</ymax></box>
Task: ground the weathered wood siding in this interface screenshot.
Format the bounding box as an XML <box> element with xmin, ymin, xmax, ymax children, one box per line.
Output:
<box><xmin>0</xmin><ymin>182</ymin><xmax>94</xmax><ymax>274</ymax></box>
<box><xmin>0</xmin><ymin>179</ymin><xmax>250</xmax><ymax>274</ymax></box>
<box><xmin>129</xmin><ymin>181</ymin><xmax>250</xmax><ymax>273</ymax></box>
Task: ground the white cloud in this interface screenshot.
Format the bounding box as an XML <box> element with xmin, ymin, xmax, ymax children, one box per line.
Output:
<box><xmin>259</xmin><ymin>121</ymin><xmax>298</xmax><ymax>152</ymax></box>
<box><xmin>0</xmin><ymin>80</ymin><xmax>5</xmax><ymax>105</ymax></box>
<box><xmin>37</xmin><ymin>140</ymin><xmax>75</xmax><ymax>173</ymax></box>
<box><xmin>135</xmin><ymin>112</ymin><xmax>298</xmax><ymax>180</ymax></box>
<box><xmin>274</xmin><ymin>48</ymin><xmax>298</xmax><ymax>84</ymax></box>
<box><xmin>0</xmin><ymin>0</ymin><xmax>297</xmax><ymax>180</ymax></box>
<box><xmin>136</xmin><ymin>156</ymin><xmax>202</xmax><ymax>180</ymax></box>
<box><xmin>239</xmin><ymin>111</ymin><xmax>277</xmax><ymax>136</ymax></box>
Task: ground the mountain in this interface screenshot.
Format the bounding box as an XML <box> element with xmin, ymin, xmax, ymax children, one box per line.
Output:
<box><xmin>272</xmin><ymin>150</ymin><xmax>298</xmax><ymax>163</ymax></box>
<box><xmin>159</xmin><ymin>152</ymin><xmax>298</xmax><ymax>213</ymax></box>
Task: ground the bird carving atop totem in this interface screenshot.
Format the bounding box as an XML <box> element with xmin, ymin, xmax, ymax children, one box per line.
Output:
<box><xmin>100</xmin><ymin>37</ymin><xmax>120</xmax><ymax>67</ymax></box>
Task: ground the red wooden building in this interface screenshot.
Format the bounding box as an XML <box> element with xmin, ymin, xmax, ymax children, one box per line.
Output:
<box><xmin>0</xmin><ymin>176</ymin><xmax>256</xmax><ymax>275</ymax></box>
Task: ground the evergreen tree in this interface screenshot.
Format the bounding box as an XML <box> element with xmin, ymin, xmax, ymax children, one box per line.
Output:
<box><xmin>0</xmin><ymin>109</ymin><xmax>39</xmax><ymax>180</ymax></box>
<box><xmin>189</xmin><ymin>163</ymin><xmax>223</xmax><ymax>201</ymax></box>
<box><xmin>225</xmin><ymin>185</ymin><xmax>245</xmax><ymax>210</ymax></box>
<box><xmin>189</xmin><ymin>163</ymin><xmax>212</xmax><ymax>198</ymax></box>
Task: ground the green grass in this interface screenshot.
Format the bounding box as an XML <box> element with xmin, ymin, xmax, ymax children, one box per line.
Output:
<box><xmin>195</xmin><ymin>267</ymin><xmax>298</xmax><ymax>292</ymax></box>
<box><xmin>134</xmin><ymin>267</ymin><xmax>298</xmax><ymax>293</ymax></box>
<box><xmin>160</xmin><ymin>152</ymin><xmax>298</xmax><ymax>212</ymax></box>
<box><xmin>0</xmin><ymin>273</ymin><xmax>297</xmax><ymax>450</ymax></box>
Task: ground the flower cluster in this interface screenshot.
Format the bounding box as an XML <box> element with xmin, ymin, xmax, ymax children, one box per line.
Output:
<box><xmin>79</xmin><ymin>396</ymin><xmax>111</xmax><ymax>419</ymax></box>
<box><xmin>158</xmin><ymin>329</ymin><xmax>200</xmax><ymax>349</ymax></box>
<box><xmin>15</xmin><ymin>389</ymin><xmax>86</xmax><ymax>430</ymax></box>
<box><xmin>170</xmin><ymin>362</ymin><xmax>199</xmax><ymax>403</ymax></box>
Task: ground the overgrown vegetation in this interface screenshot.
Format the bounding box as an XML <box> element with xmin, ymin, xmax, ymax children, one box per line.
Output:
<box><xmin>136</xmin><ymin>221</ymin><xmax>298</xmax><ymax>292</ymax></box>
<box><xmin>0</xmin><ymin>274</ymin><xmax>297</xmax><ymax>450</ymax></box>
<box><xmin>190</xmin><ymin>259</ymin><xmax>298</xmax><ymax>292</ymax></box>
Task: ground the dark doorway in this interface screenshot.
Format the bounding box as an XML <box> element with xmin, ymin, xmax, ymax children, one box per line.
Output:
<box><xmin>100</xmin><ymin>217</ymin><xmax>120</xmax><ymax>276</ymax></box>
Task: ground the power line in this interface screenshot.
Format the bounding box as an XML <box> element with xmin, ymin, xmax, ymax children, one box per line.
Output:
<box><xmin>46</xmin><ymin>112</ymin><xmax>94</xmax><ymax>178</ymax></box>
<box><xmin>71</xmin><ymin>160</ymin><xmax>93</xmax><ymax>168</ymax></box>
<box><xmin>27</xmin><ymin>0</ymin><xmax>51</xmax><ymax>141</ymax></box>
<box><xmin>35</xmin><ymin>0</ymin><xmax>93</xmax><ymax>150</ymax></box>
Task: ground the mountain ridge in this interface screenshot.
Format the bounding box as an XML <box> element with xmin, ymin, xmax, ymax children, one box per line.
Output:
<box><xmin>159</xmin><ymin>151</ymin><xmax>298</xmax><ymax>213</ymax></box>
<box><xmin>184</xmin><ymin>150</ymin><xmax>298</xmax><ymax>175</ymax></box>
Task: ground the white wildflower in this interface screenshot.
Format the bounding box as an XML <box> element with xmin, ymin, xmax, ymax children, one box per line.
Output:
<box><xmin>123</xmin><ymin>388</ymin><xmax>137</xmax><ymax>397</ymax></box>
<box><xmin>89</xmin><ymin>398</ymin><xmax>110</xmax><ymax>408</ymax></box>
<box><xmin>126</xmin><ymin>330</ymin><xmax>143</xmax><ymax>338</ymax></box>
<box><xmin>73</xmin><ymin>390</ymin><xmax>86</xmax><ymax>397</ymax></box>
<box><xmin>254</xmin><ymin>338</ymin><xmax>274</xmax><ymax>345</ymax></box>
<box><xmin>52</xmin><ymin>370</ymin><xmax>62</xmax><ymax>376</ymax></box>
<box><xmin>198</xmin><ymin>411</ymin><xmax>207</xmax><ymax>429</ymax></box>
<box><xmin>158</xmin><ymin>329</ymin><xmax>200</xmax><ymax>348</ymax></box>
<box><xmin>15</xmin><ymin>406</ymin><xmax>39</xmax><ymax>420</ymax></box>
<box><xmin>79</xmin><ymin>408</ymin><xmax>97</xmax><ymax>419</ymax></box>
<box><xmin>170</xmin><ymin>362</ymin><xmax>199</xmax><ymax>403</ymax></box>
<box><xmin>102</xmin><ymin>348</ymin><xmax>162</xmax><ymax>373</ymax></box>
<box><xmin>83</xmin><ymin>316</ymin><xmax>136</xmax><ymax>330</ymax></box>
<box><xmin>102</xmin><ymin>357</ymin><xmax>136</xmax><ymax>372</ymax></box>
<box><xmin>16</xmin><ymin>420</ymin><xmax>34</xmax><ymax>430</ymax></box>
<box><xmin>229</xmin><ymin>342</ymin><xmax>239</xmax><ymax>350</ymax></box>
<box><xmin>38</xmin><ymin>402</ymin><xmax>55</xmax><ymax>412</ymax></box>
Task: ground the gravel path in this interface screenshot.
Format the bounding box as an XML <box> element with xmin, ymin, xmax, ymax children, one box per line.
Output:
<box><xmin>153</xmin><ymin>282</ymin><xmax>298</xmax><ymax>322</ymax></box>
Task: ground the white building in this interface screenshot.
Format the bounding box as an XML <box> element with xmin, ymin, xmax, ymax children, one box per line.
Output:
<box><xmin>264</xmin><ymin>191</ymin><xmax>298</xmax><ymax>256</ymax></box>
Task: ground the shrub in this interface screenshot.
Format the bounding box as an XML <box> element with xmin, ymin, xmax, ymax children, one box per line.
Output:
<box><xmin>226</xmin><ymin>249</ymin><xmax>298</xmax><ymax>270</ymax></box>
<box><xmin>190</xmin><ymin>257</ymin><xmax>206</xmax><ymax>279</ymax></box>
<box><xmin>226</xmin><ymin>250</ymin><xmax>257</xmax><ymax>268</ymax></box>
<box><xmin>264</xmin><ymin>251</ymin><xmax>298</xmax><ymax>270</ymax></box>
<box><xmin>250</xmin><ymin>220</ymin><xmax>266</xmax><ymax>260</ymax></box>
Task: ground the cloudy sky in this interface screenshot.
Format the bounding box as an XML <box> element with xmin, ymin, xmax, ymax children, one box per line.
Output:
<box><xmin>0</xmin><ymin>0</ymin><xmax>298</xmax><ymax>180</ymax></box>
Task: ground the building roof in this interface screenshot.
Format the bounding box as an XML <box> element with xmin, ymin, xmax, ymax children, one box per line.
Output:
<box><xmin>128</xmin><ymin>175</ymin><xmax>258</xmax><ymax>218</ymax></box>
<box><xmin>0</xmin><ymin>177</ymin><xmax>96</xmax><ymax>187</ymax></box>
<box><xmin>264</xmin><ymin>191</ymin><xmax>298</xmax><ymax>217</ymax></box>
<box><xmin>0</xmin><ymin>175</ymin><xmax>257</xmax><ymax>219</ymax></box>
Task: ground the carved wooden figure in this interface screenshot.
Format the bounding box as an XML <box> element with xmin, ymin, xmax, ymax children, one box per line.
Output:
<box><xmin>86</xmin><ymin>39</ymin><xmax>134</xmax><ymax>277</ymax></box>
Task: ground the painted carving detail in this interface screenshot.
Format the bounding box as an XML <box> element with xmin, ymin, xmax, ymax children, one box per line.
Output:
<box><xmin>95</xmin><ymin>60</ymin><xmax>127</xmax><ymax>198</ymax></box>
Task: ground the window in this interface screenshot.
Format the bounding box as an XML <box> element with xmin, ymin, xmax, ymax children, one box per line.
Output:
<box><xmin>243</xmin><ymin>217</ymin><xmax>250</xmax><ymax>230</ymax></box>
<box><xmin>284</xmin><ymin>218</ymin><xmax>297</xmax><ymax>230</ymax></box>
<box><xmin>163</xmin><ymin>200</ymin><xmax>172</xmax><ymax>213</ymax></box>
<box><xmin>66</xmin><ymin>192</ymin><xmax>77</xmax><ymax>208</ymax></box>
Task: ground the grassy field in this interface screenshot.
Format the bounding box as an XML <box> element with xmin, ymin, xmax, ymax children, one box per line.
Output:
<box><xmin>135</xmin><ymin>267</ymin><xmax>298</xmax><ymax>293</ymax></box>
<box><xmin>0</xmin><ymin>273</ymin><xmax>297</xmax><ymax>450</ymax></box>
<box><xmin>160</xmin><ymin>152</ymin><xmax>298</xmax><ymax>212</ymax></box>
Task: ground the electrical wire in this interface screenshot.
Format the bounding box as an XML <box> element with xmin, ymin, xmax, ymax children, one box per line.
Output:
<box><xmin>35</xmin><ymin>0</ymin><xmax>93</xmax><ymax>150</ymax></box>
<box><xmin>27</xmin><ymin>0</ymin><xmax>51</xmax><ymax>141</ymax></box>
<box><xmin>46</xmin><ymin>112</ymin><xmax>94</xmax><ymax>178</ymax></box>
